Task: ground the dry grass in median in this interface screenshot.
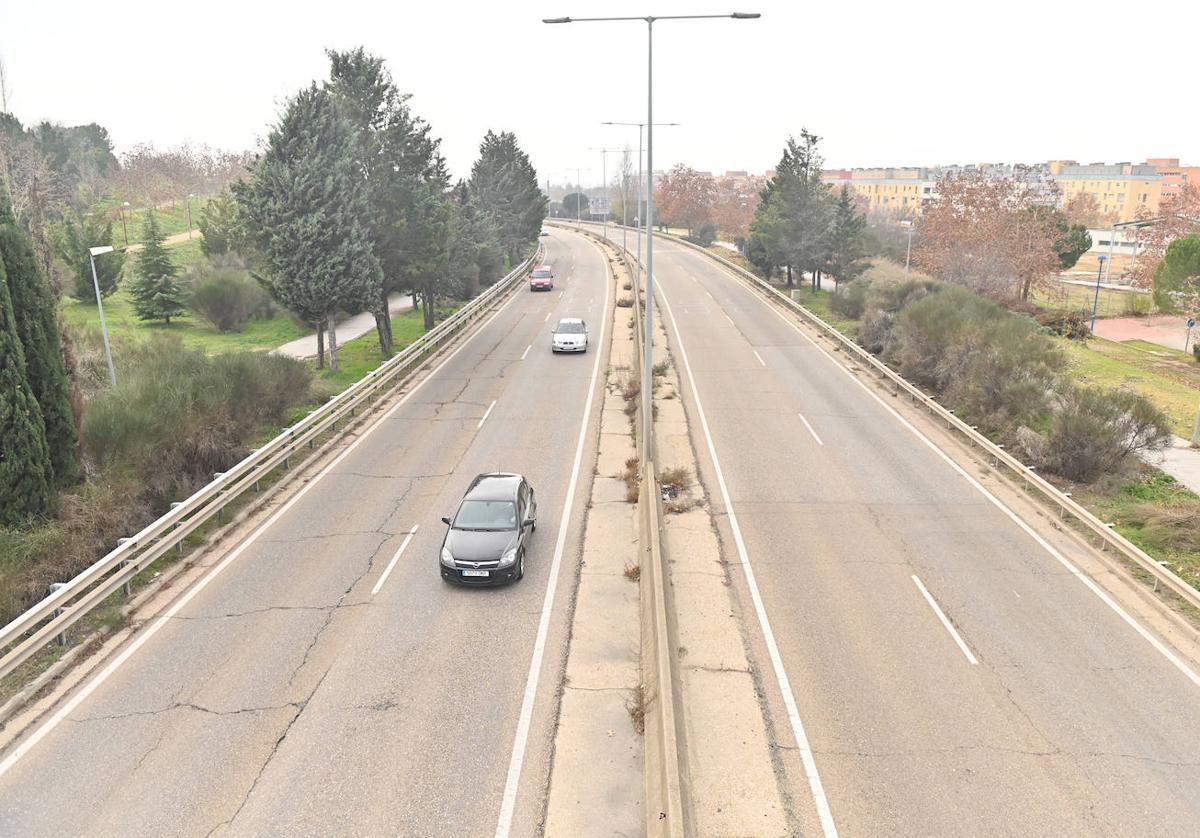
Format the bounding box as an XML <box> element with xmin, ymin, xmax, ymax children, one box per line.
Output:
<box><xmin>627</xmin><ymin>684</ymin><xmax>648</xmax><ymax>735</ymax></box>
<box><xmin>623</xmin><ymin>458</ymin><xmax>640</xmax><ymax>503</ymax></box>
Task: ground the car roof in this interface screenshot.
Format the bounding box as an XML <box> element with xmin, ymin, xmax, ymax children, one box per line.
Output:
<box><xmin>556</xmin><ymin>317</ymin><xmax>584</xmax><ymax>325</ymax></box>
<box><xmin>464</xmin><ymin>472</ymin><xmax>523</xmax><ymax>501</ymax></box>
<box><xmin>533</xmin><ymin>264</ymin><xmax>552</xmax><ymax>271</ymax></box>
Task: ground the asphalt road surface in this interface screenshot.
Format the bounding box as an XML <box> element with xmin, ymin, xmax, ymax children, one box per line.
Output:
<box><xmin>0</xmin><ymin>227</ymin><xmax>610</xmax><ymax>838</ymax></box>
<box><xmin>590</xmin><ymin>223</ymin><xmax>1200</xmax><ymax>838</ymax></box>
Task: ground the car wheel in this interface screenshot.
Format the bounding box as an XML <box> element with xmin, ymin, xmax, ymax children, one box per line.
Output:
<box><xmin>516</xmin><ymin>552</ymin><xmax>525</xmax><ymax>580</ymax></box>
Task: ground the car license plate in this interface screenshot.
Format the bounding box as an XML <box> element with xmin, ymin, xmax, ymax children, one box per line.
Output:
<box><xmin>462</xmin><ymin>569</ymin><xmax>489</xmax><ymax>578</ymax></box>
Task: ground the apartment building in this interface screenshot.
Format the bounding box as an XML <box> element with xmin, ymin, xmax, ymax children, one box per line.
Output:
<box><xmin>1054</xmin><ymin>163</ymin><xmax>1162</xmax><ymax>223</ymax></box>
<box><xmin>1145</xmin><ymin>158</ymin><xmax>1200</xmax><ymax>202</ymax></box>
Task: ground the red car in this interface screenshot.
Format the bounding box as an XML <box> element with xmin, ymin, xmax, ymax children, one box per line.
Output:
<box><xmin>529</xmin><ymin>265</ymin><xmax>555</xmax><ymax>291</ymax></box>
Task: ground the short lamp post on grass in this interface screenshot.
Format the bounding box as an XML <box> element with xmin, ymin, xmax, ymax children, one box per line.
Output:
<box><xmin>88</xmin><ymin>245</ymin><xmax>118</xmax><ymax>387</ymax></box>
<box><xmin>186</xmin><ymin>193</ymin><xmax>196</xmax><ymax>240</ymax></box>
<box><xmin>120</xmin><ymin>201</ymin><xmax>130</xmax><ymax>247</ymax></box>
<box><xmin>1091</xmin><ymin>254</ymin><xmax>1107</xmax><ymax>332</ymax></box>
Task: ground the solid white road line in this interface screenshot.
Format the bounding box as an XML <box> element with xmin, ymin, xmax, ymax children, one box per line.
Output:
<box><xmin>657</xmin><ymin>283</ymin><xmax>840</xmax><ymax>838</ymax></box>
<box><xmin>798</xmin><ymin>413</ymin><xmax>824</xmax><ymax>446</ymax></box>
<box><xmin>478</xmin><ymin>400</ymin><xmax>496</xmax><ymax>429</ymax></box>
<box><xmin>371</xmin><ymin>526</ymin><xmax>420</xmax><ymax>596</ymax></box>
<box><xmin>707</xmin><ymin>250</ymin><xmax>1200</xmax><ymax>690</ymax></box>
<box><xmin>0</xmin><ymin>282</ymin><xmax>530</xmax><ymax>780</ymax></box>
<box><xmin>912</xmin><ymin>575</ymin><xmax>979</xmax><ymax>665</ymax></box>
<box><xmin>706</xmin><ymin>290</ymin><xmax>714</xmax><ymax>300</ymax></box>
<box><xmin>494</xmin><ymin>235</ymin><xmax>612</xmax><ymax>838</ymax></box>
<box><xmin>520</xmin><ymin>344</ymin><xmax>531</xmax><ymax>361</ymax></box>
<box><xmin>724</xmin><ymin>313</ymin><xmax>735</xmax><ymax>327</ymax></box>
<box><xmin>753</xmin><ymin>350</ymin><xmax>766</xmax><ymax>367</ymax></box>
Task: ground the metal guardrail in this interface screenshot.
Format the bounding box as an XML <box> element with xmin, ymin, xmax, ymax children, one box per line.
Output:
<box><xmin>0</xmin><ymin>249</ymin><xmax>541</xmax><ymax>682</ymax></box>
<box><xmin>658</xmin><ymin>232</ymin><xmax>1200</xmax><ymax>613</ymax></box>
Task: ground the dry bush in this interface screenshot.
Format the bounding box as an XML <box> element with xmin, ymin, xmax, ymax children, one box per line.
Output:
<box><xmin>658</xmin><ymin>466</ymin><xmax>692</xmax><ymax>492</ymax></box>
<box><xmin>623</xmin><ymin>457</ymin><xmax>640</xmax><ymax>503</ymax></box>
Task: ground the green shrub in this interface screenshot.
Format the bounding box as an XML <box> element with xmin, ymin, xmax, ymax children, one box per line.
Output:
<box><xmin>829</xmin><ymin>282</ymin><xmax>867</xmax><ymax>319</ymax></box>
<box><xmin>688</xmin><ymin>223</ymin><xmax>716</xmax><ymax>248</ymax></box>
<box><xmin>1044</xmin><ymin>387</ymin><xmax>1172</xmax><ymax>482</ymax></box>
<box><xmin>189</xmin><ymin>268</ymin><xmax>273</xmax><ymax>332</ymax></box>
<box><xmin>82</xmin><ymin>337</ymin><xmax>310</xmax><ymax>510</ymax></box>
<box><xmin>887</xmin><ymin>287</ymin><xmax>1065</xmax><ymax>434</ymax></box>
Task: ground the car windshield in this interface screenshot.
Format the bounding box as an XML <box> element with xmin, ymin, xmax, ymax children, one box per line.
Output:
<box><xmin>453</xmin><ymin>500</ymin><xmax>517</xmax><ymax>531</ymax></box>
<box><xmin>556</xmin><ymin>322</ymin><xmax>585</xmax><ymax>334</ymax></box>
<box><xmin>531</xmin><ymin>269</ymin><xmax>552</xmax><ymax>278</ymax></box>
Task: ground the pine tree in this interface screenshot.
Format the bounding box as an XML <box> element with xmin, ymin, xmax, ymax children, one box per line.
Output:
<box><xmin>826</xmin><ymin>184</ymin><xmax>869</xmax><ymax>287</ymax></box>
<box><xmin>0</xmin><ymin>186</ymin><xmax>80</xmax><ymax>486</ymax></box>
<box><xmin>468</xmin><ymin>131</ymin><xmax>547</xmax><ymax>264</ymax></box>
<box><xmin>57</xmin><ymin>208</ymin><xmax>124</xmax><ymax>302</ymax></box>
<box><xmin>326</xmin><ymin>48</ymin><xmax>446</xmax><ymax>358</ymax></box>
<box><xmin>234</xmin><ymin>84</ymin><xmax>381</xmax><ymax>372</ymax></box>
<box><xmin>0</xmin><ymin>253</ymin><xmax>54</xmax><ymax>524</ymax></box>
<box><xmin>129</xmin><ymin>210</ymin><xmax>185</xmax><ymax>323</ymax></box>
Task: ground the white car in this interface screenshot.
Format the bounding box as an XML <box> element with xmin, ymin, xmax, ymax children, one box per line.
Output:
<box><xmin>551</xmin><ymin>318</ymin><xmax>588</xmax><ymax>353</ymax></box>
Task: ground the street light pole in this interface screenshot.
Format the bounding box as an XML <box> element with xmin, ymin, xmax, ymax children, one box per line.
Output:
<box><xmin>89</xmin><ymin>246</ymin><xmax>117</xmax><ymax>387</ymax></box>
<box><xmin>547</xmin><ymin>11</ymin><xmax>761</xmax><ymax>461</ymax></box>
<box><xmin>1091</xmin><ymin>254</ymin><xmax>1107</xmax><ymax>332</ymax></box>
<box><xmin>901</xmin><ymin>221</ymin><xmax>915</xmax><ymax>274</ymax></box>
<box><xmin>601</xmin><ymin>122</ymin><xmax>679</xmax><ymax>348</ymax></box>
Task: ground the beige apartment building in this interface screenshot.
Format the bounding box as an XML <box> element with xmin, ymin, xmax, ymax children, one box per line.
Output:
<box><xmin>1054</xmin><ymin>163</ymin><xmax>1163</xmax><ymax>223</ymax></box>
<box><xmin>823</xmin><ymin>167</ymin><xmax>934</xmax><ymax>214</ymax></box>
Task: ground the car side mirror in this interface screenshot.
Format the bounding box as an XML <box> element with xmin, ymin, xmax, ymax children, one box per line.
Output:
<box><xmin>441</xmin><ymin>516</ymin><xmax>451</xmax><ymax>526</ymax></box>
<box><xmin>523</xmin><ymin>518</ymin><xmax>535</xmax><ymax>530</ymax></box>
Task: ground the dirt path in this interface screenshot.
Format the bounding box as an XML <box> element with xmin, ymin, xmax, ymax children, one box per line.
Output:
<box><xmin>123</xmin><ymin>229</ymin><xmax>201</xmax><ymax>252</ymax></box>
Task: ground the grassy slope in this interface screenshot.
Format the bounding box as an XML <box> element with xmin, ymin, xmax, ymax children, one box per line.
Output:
<box><xmin>62</xmin><ymin>290</ymin><xmax>309</xmax><ymax>354</ymax></box>
<box><xmin>1062</xmin><ymin>337</ymin><xmax>1200</xmax><ymax>438</ymax></box>
<box><xmin>313</xmin><ymin>307</ymin><xmax>435</xmax><ymax>391</ymax></box>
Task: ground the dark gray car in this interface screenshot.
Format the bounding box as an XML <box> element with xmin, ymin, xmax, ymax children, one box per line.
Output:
<box><xmin>439</xmin><ymin>473</ymin><xmax>536</xmax><ymax>585</ymax></box>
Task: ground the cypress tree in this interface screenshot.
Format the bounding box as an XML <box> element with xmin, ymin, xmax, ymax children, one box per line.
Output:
<box><xmin>0</xmin><ymin>187</ymin><xmax>79</xmax><ymax>486</ymax></box>
<box><xmin>129</xmin><ymin>210</ymin><xmax>185</xmax><ymax>323</ymax></box>
<box><xmin>0</xmin><ymin>254</ymin><xmax>54</xmax><ymax>525</ymax></box>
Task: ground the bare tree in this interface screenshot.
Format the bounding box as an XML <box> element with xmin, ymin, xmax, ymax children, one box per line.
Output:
<box><xmin>915</xmin><ymin>170</ymin><xmax>1061</xmax><ymax>301</ymax></box>
<box><xmin>656</xmin><ymin>164</ymin><xmax>715</xmax><ymax>235</ymax></box>
<box><xmin>1130</xmin><ymin>183</ymin><xmax>1200</xmax><ymax>289</ymax></box>
<box><xmin>711</xmin><ymin>174</ymin><xmax>763</xmax><ymax>243</ymax></box>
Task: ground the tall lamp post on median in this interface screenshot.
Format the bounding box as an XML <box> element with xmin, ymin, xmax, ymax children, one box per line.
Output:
<box><xmin>546</xmin><ymin>12</ymin><xmax>761</xmax><ymax>459</ymax></box>
<box><xmin>88</xmin><ymin>245</ymin><xmax>118</xmax><ymax>387</ymax></box>
<box><xmin>587</xmin><ymin>147</ymin><xmax>625</xmax><ymax>244</ymax></box>
<box><xmin>602</xmin><ymin>120</ymin><xmax>679</xmax><ymax>296</ymax></box>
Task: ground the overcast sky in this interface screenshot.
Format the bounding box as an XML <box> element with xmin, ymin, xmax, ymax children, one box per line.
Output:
<box><xmin>2</xmin><ymin>0</ymin><xmax>1195</xmax><ymax>187</ymax></box>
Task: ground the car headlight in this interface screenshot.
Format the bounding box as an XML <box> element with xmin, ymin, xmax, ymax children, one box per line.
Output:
<box><xmin>440</xmin><ymin>546</ymin><xmax>456</xmax><ymax>567</ymax></box>
<box><xmin>498</xmin><ymin>546</ymin><xmax>518</xmax><ymax>568</ymax></box>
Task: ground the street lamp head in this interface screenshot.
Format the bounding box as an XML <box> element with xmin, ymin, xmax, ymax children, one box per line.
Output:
<box><xmin>89</xmin><ymin>245</ymin><xmax>115</xmax><ymax>257</ymax></box>
<box><xmin>731</xmin><ymin>12</ymin><xmax>761</xmax><ymax>19</ymax></box>
<box><xmin>543</xmin><ymin>16</ymin><xmax>571</xmax><ymax>23</ymax></box>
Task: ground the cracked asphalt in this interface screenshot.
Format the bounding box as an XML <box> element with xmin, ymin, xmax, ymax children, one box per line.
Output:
<box><xmin>0</xmin><ymin>228</ymin><xmax>608</xmax><ymax>837</ymax></box>
<box><xmin>593</xmin><ymin>225</ymin><xmax>1200</xmax><ymax>837</ymax></box>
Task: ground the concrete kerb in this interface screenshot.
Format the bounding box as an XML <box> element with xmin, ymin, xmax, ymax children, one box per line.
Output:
<box><xmin>555</xmin><ymin>221</ymin><xmax>691</xmax><ymax>838</ymax></box>
<box><xmin>0</xmin><ymin>274</ymin><xmax>531</xmax><ymax>746</ymax></box>
<box><xmin>543</xmin><ymin>232</ymin><xmax>642</xmax><ymax>837</ymax></box>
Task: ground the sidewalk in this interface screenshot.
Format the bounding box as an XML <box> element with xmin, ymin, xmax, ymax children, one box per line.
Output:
<box><xmin>1092</xmin><ymin>314</ymin><xmax>1195</xmax><ymax>352</ymax></box>
<box><xmin>1144</xmin><ymin>436</ymin><xmax>1200</xmax><ymax>495</ymax></box>
<box><xmin>272</xmin><ymin>294</ymin><xmax>414</xmax><ymax>359</ymax></box>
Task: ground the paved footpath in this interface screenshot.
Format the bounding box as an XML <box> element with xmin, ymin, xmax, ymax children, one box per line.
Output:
<box><xmin>273</xmin><ymin>294</ymin><xmax>414</xmax><ymax>359</ymax></box>
<box><xmin>1093</xmin><ymin>313</ymin><xmax>1196</xmax><ymax>352</ymax></box>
